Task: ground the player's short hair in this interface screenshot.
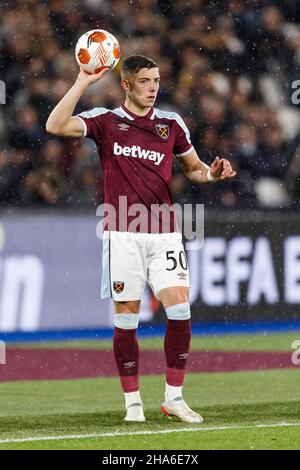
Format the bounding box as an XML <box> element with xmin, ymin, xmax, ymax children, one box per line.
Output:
<box><xmin>121</xmin><ymin>55</ymin><xmax>158</xmax><ymax>79</ymax></box>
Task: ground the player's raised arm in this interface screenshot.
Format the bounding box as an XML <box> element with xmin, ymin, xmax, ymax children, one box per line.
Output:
<box><xmin>177</xmin><ymin>149</ymin><xmax>236</xmax><ymax>183</ymax></box>
<box><xmin>46</xmin><ymin>68</ymin><xmax>109</xmax><ymax>138</ymax></box>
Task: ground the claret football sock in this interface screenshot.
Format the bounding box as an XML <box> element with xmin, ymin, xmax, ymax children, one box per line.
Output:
<box><xmin>162</xmin><ymin>315</ymin><xmax>203</xmax><ymax>423</ymax></box>
<box><xmin>113</xmin><ymin>326</ymin><xmax>139</xmax><ymax>393</ymax></box>
<box><xmin>164</xmin><ymin>318</ymin><xmax>191</xmax><ymax>393</ymax></box>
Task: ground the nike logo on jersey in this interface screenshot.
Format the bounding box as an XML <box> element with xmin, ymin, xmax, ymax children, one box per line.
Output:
<box><xmin>113</xmin><ymin>142</ymin><xmax>165</xmax><ymax>166</ymax></box>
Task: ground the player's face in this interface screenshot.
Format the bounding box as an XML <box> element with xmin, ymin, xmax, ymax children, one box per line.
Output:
<box><xmin>123</xmin><ymin>68</ymin><xmax>160</xmax><ymax>109</ymax></box>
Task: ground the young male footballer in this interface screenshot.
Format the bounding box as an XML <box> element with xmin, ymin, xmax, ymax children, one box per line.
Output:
<box><xmin>46</xmin><ymin>55</ymin><xmax>236</xmax><ymax>423</ymax></box>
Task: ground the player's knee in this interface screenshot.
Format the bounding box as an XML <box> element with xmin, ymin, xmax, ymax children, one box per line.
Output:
<box><xmin>114</xmin><ymin>313</ymin><xmax>140</xmax><ymax>329</ymax></box>
<box><xmin>114</xmin><ymin>300</ymin><xmax>140</xmax><ymax>314</ymax></box>
<box><xmin>165</xmin><ymin>302</ymin><xmax>191</xmax><ymax>320</ymax></box>
<box><xmin>159</xmin><ymin>287</ymin><xmax>189</xmax><ymax>306</ymax></box>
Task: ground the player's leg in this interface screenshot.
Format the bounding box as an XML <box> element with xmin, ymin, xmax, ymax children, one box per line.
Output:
<box><xmin>103</xmin><ymin>232</ymin><xmax>146</xmax><ymax>422</ymax></box>
<box><xmin>113</xmin><ymin>300</ymin><xmax>145</xmax><ymax>422</ymax></box>
<box><xmin>159</xmin><ymin>286</ymin><xmax>190</xmax><ymax>402</ymax></box>
<box><xmin>159</xmin><ymin>286</ymin><xmax>203</xmax><ymax>423</ymax></box>
<box><xmin>147</xmin><ymin>234</ymin><xmax>203</xmax><ymax>423</ymax></box>
<box><xmin>160</xmin><ymin>287</ymin><xmax>203</xmax><ymax>424</ymax></box>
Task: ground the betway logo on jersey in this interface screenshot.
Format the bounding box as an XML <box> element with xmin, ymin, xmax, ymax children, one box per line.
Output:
<box><xmin>113</xmin><ymin>142</ymin><xmax>165</xmax><ymax>166</ymax></box>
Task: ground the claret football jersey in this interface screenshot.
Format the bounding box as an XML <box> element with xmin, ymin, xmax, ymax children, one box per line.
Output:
<box><xmin>76</xmin><ymin>104</ymin><xmax>194</xmax><ymax>233</ymax></box>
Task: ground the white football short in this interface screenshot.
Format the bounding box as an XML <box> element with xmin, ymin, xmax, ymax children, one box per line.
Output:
<box><xmin>101</xmin><ymin>231</ymin><xmax>190</xmax><ymax>301</ymax></box>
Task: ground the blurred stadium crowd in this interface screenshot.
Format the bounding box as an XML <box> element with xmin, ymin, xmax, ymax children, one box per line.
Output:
<box><xmin>1</xmin><ymin>0</ymin><xmax>300</xmax><ymax>210</ymax></box>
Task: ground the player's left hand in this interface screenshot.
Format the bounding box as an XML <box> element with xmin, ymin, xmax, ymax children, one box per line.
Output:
<box><xmin>210</xmin><ymin>156</ymin><xmax>236</xmax><ymax>180</ymax></box>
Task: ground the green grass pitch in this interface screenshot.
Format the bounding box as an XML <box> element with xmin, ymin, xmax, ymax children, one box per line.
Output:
<box><xmin>0</xmin><ymin>331</ymin><xmax>300</xmax><ymax>450</ymax></box>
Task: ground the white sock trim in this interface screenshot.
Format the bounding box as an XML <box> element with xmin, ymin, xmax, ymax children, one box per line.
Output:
<box><xmin>165</xmin><ymin>302</ymin><xmax>191</xmax><ymax>320</ymax></box>
<box><xmin>165</xmin><ymin>384</ymin><xmax>183</xmax><ymax>401</ymax></box>
<box><xmin>114</xmin><ymin>313</ymin><xmax>139</xmax><ymax>330</ymax></box>
<box><xmin>125</xmin><ymin>390</ymin><xmax>142</xmax><ymax>408</ymax></box>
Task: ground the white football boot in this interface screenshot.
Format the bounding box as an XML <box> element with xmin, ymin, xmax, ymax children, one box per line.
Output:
<box><xmin>124</xmin><ymin>403</ymin><xmax>146</xmax><ymax>422</ymax></box>
<box><xmin>161</xmin><ymin>397</ymin><xmax>204</xmax><ymax>424</ymax></box>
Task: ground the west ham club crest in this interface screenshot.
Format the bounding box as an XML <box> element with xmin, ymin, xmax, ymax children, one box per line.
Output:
<box><xmin>113</xmin><ymin>281</ymin><xmax>125</xmax><ymax>293</ymax></box>
<box><xmin>155</xmin><ymin>123</ymin><xmax>169</xmax><ymax>139</ymax></box>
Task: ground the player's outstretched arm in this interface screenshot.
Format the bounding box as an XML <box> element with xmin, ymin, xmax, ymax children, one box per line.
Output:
<box><xmin>177</xmin><ymin>150</ymin><xmax>236</xmax><ymax>183</ymax></box>
<box><xmin>46</xmin><ymin>68</ymin><xmax>109</xmax><ymax>138</ymax></box>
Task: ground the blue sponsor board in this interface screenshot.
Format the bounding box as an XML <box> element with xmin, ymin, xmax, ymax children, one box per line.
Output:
<box><xmin>0</xmin><ymin>212</ymin><xmax>299</xmax><ymax>333</ymax></box>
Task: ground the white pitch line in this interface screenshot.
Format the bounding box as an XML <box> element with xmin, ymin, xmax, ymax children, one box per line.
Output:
<box><xmin>1</xmin><ymin>422</ymin><xmax>300</xmax><ymax>445</ymax></box>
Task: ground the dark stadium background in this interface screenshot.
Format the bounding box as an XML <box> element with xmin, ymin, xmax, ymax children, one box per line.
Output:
<box><xmin>0</xmin><ymin>0</ymin><xmax>300</xmax><ymax>337</ymax></box>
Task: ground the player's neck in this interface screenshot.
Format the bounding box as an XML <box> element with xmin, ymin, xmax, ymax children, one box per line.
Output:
<box><xmin>123</xmin><ymin>99</ymin><xmax>151</xmax><ymax>117</ymax></box>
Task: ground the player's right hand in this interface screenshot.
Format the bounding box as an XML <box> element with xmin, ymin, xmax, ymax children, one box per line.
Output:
<box><xmin>76</xmin><ymin>67</ymin><xmax>110</xmax><ymax>87</ymax></box>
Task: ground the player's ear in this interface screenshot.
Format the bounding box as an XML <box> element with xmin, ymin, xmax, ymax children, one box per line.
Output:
<box><xmin>121</xmin><ymin>79</ymin><xmax>130</xmax><ymax>93</ymax></box>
